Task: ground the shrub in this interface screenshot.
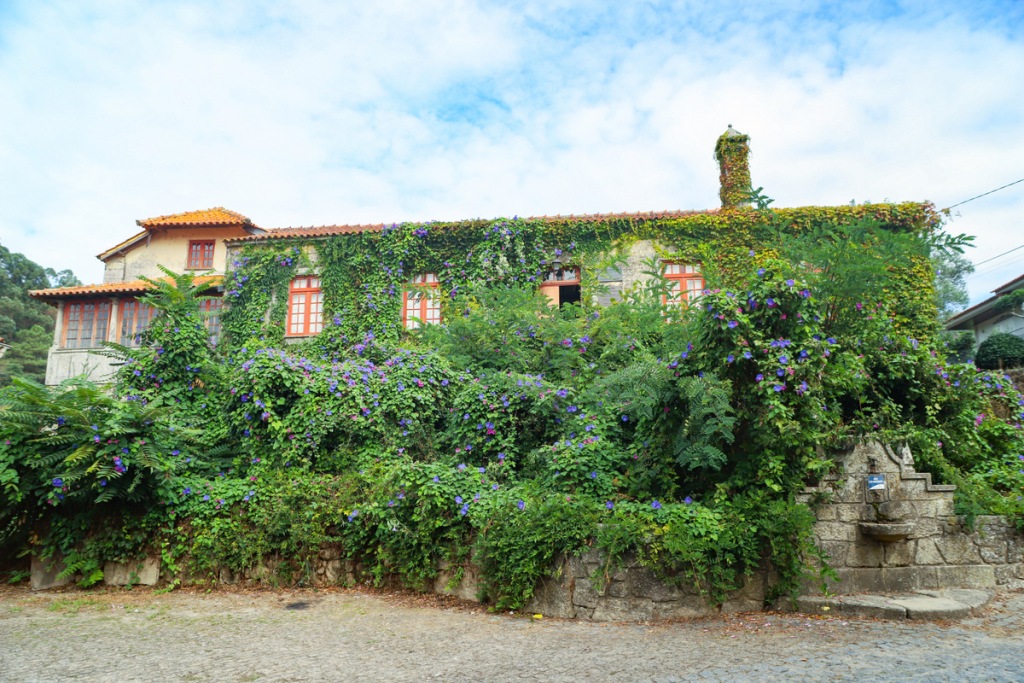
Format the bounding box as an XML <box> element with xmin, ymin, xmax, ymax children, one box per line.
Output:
<box><xmin>975</xmin><ymin>332</ymin><xmax>1024</xmax><ymax>370</ymax></box>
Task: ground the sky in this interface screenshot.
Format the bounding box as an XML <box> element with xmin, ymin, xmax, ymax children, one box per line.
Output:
<box><xmin>1</xmin><ymin>0</ymin><xmax>1022</xmax><ymax>306</ymax></box>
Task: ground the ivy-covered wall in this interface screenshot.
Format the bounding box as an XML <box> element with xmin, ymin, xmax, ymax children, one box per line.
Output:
<box><xmin>221</xmin><ymin>202</ymin><xmax>941</xmax><ymax>352</ymax></box>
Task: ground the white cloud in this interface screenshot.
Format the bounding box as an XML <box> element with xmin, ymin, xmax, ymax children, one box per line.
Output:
<box><xmin>0</xmin><ymin>0</ymin><xmax>1022</xmax><ymax>307</ymax></box>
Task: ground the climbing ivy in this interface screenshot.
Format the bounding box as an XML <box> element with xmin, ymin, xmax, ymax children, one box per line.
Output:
<box><xmin>219</xmin><ymin>202</ymin><xmax>942</xmax><ymax>353</ymax></box>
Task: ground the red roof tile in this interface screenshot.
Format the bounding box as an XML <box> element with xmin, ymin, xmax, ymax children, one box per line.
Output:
<box><xmin>224</xmin><ymin>209</ymin><xmax>715</xmax><ymax>243</ymax></box>
<box><xmin>28</xmin><ymin>275</ymin><xmax>223</xmax><ymax>301</ymax></box>
<box><xmin>138</xmin><ymin>207</ymin><xmax>251</xmax><ymax>229</ymax></box>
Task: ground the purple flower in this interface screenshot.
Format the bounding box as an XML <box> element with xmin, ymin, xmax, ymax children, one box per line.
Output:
<box><xmin>605</xmin><ymin>500</ymin><xmax>614</xmax><ymax>510</ymax></box>
<box><xmin>517</xmin><ymin>500</ymin><xmax>526</xmax><ymax>511</ymax></box>
<box><xmin>684</xmin><ymin>496</ymin><xmax>693</xmax><ymax>505</ymax></box>
<box><xmin>727</xmin><ymin>320</ymin><xmax>738</xmax><ymax>329</ymax></box>
<box><xmin>455</xmin><ymin>496</ymin><xmax>463</xmax><ymax>504</ymax></box>
<box><xmin>755</xmin><ymin>373</ymin><xmax>764</xmax><ymax>382</ymax></box>
<box><xmin>622</xmin><ymin>415</ymin><xmax>629</xmax><ymax>422</ymax></box>
<box><xmin>478</xmin><ymin>467</ymin><xmax>486</xmax><ymax>473</ymax></box>
<box><xmin>785</xmin><ymin>279</ymin><xmax>795</xmax><ymax>287</ymax></box>
<box><xmin>458</xmin><ymin>463</ymin><xmax>466</xmax><ymax>471</ymax></box>
<box><xmin>651</xmin><ymin>500</ymin><xmax>662</xmax><ymax>510</ymax></box>
<box><xmin>727</xmin><ymin>354</ymin><xmax>735</xmax><ymax>363</ymax></box>
<box><xmin>590</xmin><ymin>471</ymin><xmax>597</xmax><ymax>479</ymax></box>
<box><xmin>773</xmin><ymin>384</ymin><xmax>786</xmax><ymax>392</ymax></box>
<box><xmin>52</xmin><ymin>478</ymin><xmax>63</xmax><ymax>488</ymax></box>
<box><xmin>433</xmin><ymin>475</ymin><xmax>440</xmax><ymax>483</ymax></box>
<box><xmin>757</xmin><ymin>268</ymin><xmax>766</xmax><ymax>276</ymax></box>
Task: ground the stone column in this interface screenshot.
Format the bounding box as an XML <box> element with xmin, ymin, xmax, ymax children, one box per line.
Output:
<box><xmin>53</xmin><ymin>300</ymin><xmax>65</xmax><ymax>347</ymax></box>
<box><xmin>107</xmin><ymin>297</ymin><xmax>120</xmax><ymax>343</ymax></box>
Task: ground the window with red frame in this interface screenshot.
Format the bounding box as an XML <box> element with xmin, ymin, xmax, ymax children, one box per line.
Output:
<box><xmin>287</xmin><ymin>276</ymin><xmax>323</xmax><ymax>336</ymax></box>
<box><xmin>64</xmin><ymin>300</ymin><xmax>112</xmax><ymax>349</ymax></box>
<box><xmin>119</xmin><ymin>299</ymin><xmax>157</xmax><ymax>346</ymax></box>
<box><xmin>539</xmin><ymin>266</ymin><xmax>581</xmax><ymax>307</ymax></box>
<box><xmin>187</xmin><ymin>240</ymin><xmax>215</xmax><ymax>269</ymax></box>
<box><xmin>663</xmin><ymin>263</ymin><xmax>703</xmax><ymax>306</ymax></box>
<box><xmin>402</xmin><ymin>274</ymin><xmax>440</xmax><ymax>329</ymax></box>
<box><xmin>200</xmin><ymin>297</ymin><xmax>223</xmax><ymax>345</ymax></box>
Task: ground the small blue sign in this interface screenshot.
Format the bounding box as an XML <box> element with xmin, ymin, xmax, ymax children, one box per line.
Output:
<box><xmin>867</xmin><ymin>474</ymin><xmax>886</xmax><ymax>491</ymax></box>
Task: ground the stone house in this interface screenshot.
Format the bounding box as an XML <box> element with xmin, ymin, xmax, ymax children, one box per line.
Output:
<box><xmin>29</xmin><ymin>129</ymin><xmax>934</xmax><ymax>383</ymax></box>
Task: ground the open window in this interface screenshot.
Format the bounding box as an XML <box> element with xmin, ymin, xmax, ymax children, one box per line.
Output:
<box><xmin>287</xmin><ymin>276</ymin><xmax>324</xmax><ymax>337</ymax></box>
<box><xmin>539</xmin><ymin>266</ymin><xmax>581</xmax><ymax>308</ymax></box>
<box><xmin>663</xmin><ymin>263</ymin><xmax>703</xmax><ymax>307</ymax></box>
<box><xmin>402</xmin><ymin>274</ymin><xmax>440</xmax><ymax>329</ymax></box>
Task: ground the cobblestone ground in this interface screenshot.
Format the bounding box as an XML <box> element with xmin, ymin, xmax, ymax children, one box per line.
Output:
<box><xmin>1</xmin><ymin>586</ymin><xmax>1023</xmax><ymax>682</ymax></box>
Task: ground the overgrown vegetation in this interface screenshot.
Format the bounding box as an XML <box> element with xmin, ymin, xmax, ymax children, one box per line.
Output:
<box><xmin>2</xmin><ymin>200</ymin><xmax>1022</xmax><ymax>611</ymax></box>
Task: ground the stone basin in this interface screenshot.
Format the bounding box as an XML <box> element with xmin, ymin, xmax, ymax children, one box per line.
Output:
<box><xmin>858</xmin><ymin>522</ymin><xmax>915</xmax><ymax>543</ymax></box>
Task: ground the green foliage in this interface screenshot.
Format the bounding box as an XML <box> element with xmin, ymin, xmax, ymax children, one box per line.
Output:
<box><xmin>0</xmin><ymin>240</ymin><xmax>80</xmax><ymax>386</ymax></box>
<box><xmin>475</xmin><ymin>493</ymin><xmax>598</xmax><ymax>609</ymax></box>
<box><xmin>0</xmin><ymin>376</ymin><xmax>193</xmax><ymax>558</ymax></box>
<box><xmin>106</xmin><ymin>268</ymin><xmax>231</xmax><ymax>458</ymax></box>
<box><xmin>975</xmin><ymin>333</ymin><xmax>1024</xmax><ymax>370</ymax></box>
<box><xmin>933</xmin><ymin>249</ymin><xmax>975</xmax><ymax>320</ymax></box>
<box><xmin>940</xmin><ymin>330</ymin><xmax>976</xmax><ymax>363</ymax></box>
<box><xmin>993</xmin><ymin>289</ymin><xmax>1024</xmax><ymax>315</ymax></box>
<box><xmin>9</xmin><ymin>199</ymin><xmax>1024</xmax><ymax>612</ymax></box>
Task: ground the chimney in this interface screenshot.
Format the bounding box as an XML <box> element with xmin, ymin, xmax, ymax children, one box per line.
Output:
<box><xmin>715</xmin><ymin>125</ymin><xmax>752</xmax><ymax>209</ymax></box>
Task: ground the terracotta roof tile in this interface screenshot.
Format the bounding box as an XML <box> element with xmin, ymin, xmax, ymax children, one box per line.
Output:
<box><xmin>138</xmin><ymin>207</ymin><xmax>251</xmax><ymax>229</ymax></box>
<box><xmin>224</xmin><ymin>209</ymin><xmax>714</xmax><ymax>244</ymax></box>
<box><xmin>29</xmin><ymin>275</ymin><xmax>223</xmax><ymax>300</ymax></box>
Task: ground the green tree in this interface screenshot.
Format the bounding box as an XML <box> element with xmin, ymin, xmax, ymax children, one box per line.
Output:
<box><xmin>0</xmin><ymin>241</ymin><xmax>80</xmax><ymax>386</ymax></box>
<box><xmin>933</xmin><ymin>249</ymin><xmax>975</xmax><ymax>320</ymax></box>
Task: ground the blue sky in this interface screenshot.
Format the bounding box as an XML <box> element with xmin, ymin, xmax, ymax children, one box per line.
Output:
<box><xmin>1</xmin><ymin>0</ymin><xmax>1022</xmax><ymax>305</ymax></box>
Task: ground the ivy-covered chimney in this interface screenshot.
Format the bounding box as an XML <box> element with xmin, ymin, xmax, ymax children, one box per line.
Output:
<box><xmin>715</xmin><ymin>125</ymin><xmax>752</xmax><ymax>209</ymax></box>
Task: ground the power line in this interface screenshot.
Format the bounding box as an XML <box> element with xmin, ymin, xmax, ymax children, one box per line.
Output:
<box><xmin>944</xmin><ymin>177</ymin><xmax>1024</xmax><ymax>210</ymax></box>
<box><xmin>969</xmin><ymin>242</ymin><xmax>1024</xmax><ymax>269</ymax></box>
<box><xmin>966</xmin><ymin>255</ymin><xmax>1024</xmax><ymax>281</ymax></box>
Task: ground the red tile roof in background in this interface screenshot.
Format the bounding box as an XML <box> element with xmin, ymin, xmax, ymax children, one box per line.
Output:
<box><xmin>28</xmin><ymin>275</ymin><xmax>223</xmax><ymax>301</ymax></box>
<box><xmin>225</xmin><ymin>209</ymin><xmax>715</xmax><ymax>243</ymax></box>
<box><xmin>138</xmin><ymin>207</ymin><xmax>251</xmax><ymax>229</ymax></box>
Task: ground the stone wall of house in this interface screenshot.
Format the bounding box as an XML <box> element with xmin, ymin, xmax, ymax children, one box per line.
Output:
<box><xmin>796</xmin><ymin>441</ymin><xmax>1024</xmax><ymax>594</ymax></box>
<box><xmin>44</xmin><ymin>347</ymin><xmax>119</xmax><ymax>386</ymax></box>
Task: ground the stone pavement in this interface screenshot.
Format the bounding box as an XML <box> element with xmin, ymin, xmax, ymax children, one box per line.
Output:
<box><xmin>796</xmin><ymin>588</ymin><xmax>994</xmax><ymax>621</ymax></box>
<box><xmin>1</xmin><ymin>586</ymin><xmax>1023</xmax><ymax>682</ymax></box>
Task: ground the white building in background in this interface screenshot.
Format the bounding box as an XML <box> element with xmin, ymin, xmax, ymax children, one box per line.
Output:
<box><xmin>945</xmin><ymin>273</ymin><xmax>1024</xmax><ymax>346</ymax></box>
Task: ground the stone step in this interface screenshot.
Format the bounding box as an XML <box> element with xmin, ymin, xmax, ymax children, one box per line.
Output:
<box><xmin>796</xmin><ymin>588</ymin><xmax>994</xmax><ymax>621</ymax></box>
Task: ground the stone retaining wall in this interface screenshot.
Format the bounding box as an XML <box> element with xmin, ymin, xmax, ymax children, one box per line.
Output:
<box><xmin>797</xmin><ymin>441</ymin><xmax>1024</xmax><ymax>593</ymax></box>
<box><xmin>30</xmin><ymin>441</ymin><xmax>1024</xmax><ymax>623</ymax></box>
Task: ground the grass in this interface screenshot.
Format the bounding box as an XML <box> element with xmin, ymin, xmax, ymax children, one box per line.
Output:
<box><xmin>46</xmin><ymin>597</ymin><xmax>105</xmax><ymax>613</ymax></box>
